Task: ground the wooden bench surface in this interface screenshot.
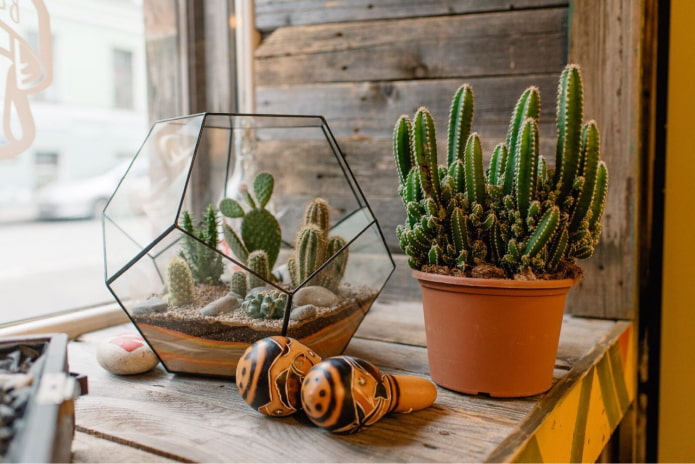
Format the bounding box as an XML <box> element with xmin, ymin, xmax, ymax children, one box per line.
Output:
<box><xmin>68</xmin><ymin>301</ymin><xmax>633</xmax><ymax>463</ymax></box>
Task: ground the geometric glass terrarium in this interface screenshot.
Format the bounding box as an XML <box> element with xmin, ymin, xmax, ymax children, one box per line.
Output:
<box><xmin>103</xmin><ymin>113</ymin><xmax>394</xmax><ymax>377</ymax></box>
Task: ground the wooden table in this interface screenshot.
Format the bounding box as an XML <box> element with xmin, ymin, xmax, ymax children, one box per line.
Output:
<box><xmin>68</xmin><ymin>301</ymin><xmax>635</xmax><ymax>462</ymax></box>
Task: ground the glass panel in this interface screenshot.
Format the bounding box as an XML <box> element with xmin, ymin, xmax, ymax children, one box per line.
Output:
<box><xmin>0</xmin><ymin>0</ymin><xmax>146</xmax><ymax>323</ymax></box>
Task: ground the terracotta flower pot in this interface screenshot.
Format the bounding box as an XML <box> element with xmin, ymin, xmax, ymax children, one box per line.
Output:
<box><xmin>413</xmin><ymin>270</ymin><xmax>576</xmax><ymax>397</ymax></box>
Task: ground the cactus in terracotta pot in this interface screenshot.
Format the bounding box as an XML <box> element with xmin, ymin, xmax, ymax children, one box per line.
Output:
<box><xmin>393</xmin><ymin>64</ymin><xmax>608</xmax><ymax>279</ymax></box>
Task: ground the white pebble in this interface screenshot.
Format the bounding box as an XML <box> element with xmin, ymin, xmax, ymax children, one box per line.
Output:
<box><xmin>97</xmin><ymin>333</ymin><xmax>159</xmax><ymax>375</ymax></box>
<box><xmin>293</xmin><ymin>286</ymin><xmax>339</xmax><ymax>307</ymax></box>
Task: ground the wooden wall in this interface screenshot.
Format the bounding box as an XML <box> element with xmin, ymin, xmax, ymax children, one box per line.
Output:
<box><xmin>253</xmin><ymin>0</ymin><xmax>569</xmax><ymax>302</ymax></box>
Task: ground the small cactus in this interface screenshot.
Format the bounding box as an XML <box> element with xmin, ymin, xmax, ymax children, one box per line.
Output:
<box><xmin>247</xmin><ymin>249</ymin><xmax>272</xmax><ymax>290</ymax></box>
<box><xmin>287</xmin><ymin>198</ymin><xmax>349</xmax><ymax>290</ymax></box>
<box><xmin>167</xmin><ymin>256</ymin><xmax>194</xmax><ymax>306</ymax></box>
<box><xmin>179</xmin><ymin>204</ymin><xmax>224</xmax><ymax>285</ymax></box>
<box><xmin>393</xmin><ymin>64</ymin><xmax>608</xmax><ymax>278</ymax></box>
<box><xmin>220</xmin><ymin>172</ymin><xmax>282</xmax><ymax>268</ymax></box>
<box><xmin>241</xmin><ymin>290</ymin><xmax>288</xmax><ymax>319</ymax></box>
<box><xmin>231</xmin><ymin>270</ymin><xmax>248</xmax><ymax>298</ymax></box>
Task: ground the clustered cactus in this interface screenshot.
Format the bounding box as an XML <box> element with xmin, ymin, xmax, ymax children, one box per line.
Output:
<box><xmin>220</xmin><ymin>172</ymin><xmax>282</xmax><ymax>269</ymax></box>
<box><xmin>287</xmin><ymin>199</ymin><xmax>348</xmax><ymax>291</ymax></box>
<box><xmin>393</xmin><ymin>65</ymin><xmax>608</xmax><ymax>279</ymax></box>
<box><xmin>166</xmin><ymin>256</ymin><xmax>195</xmax><ymax>306</ymax></box>
<box><xmin>242</xmin><ymin>290</ymin><xmax>288</xmax><ymax>319</ymax></box>
<box><xmin>179</xmin><ymin>204</ymin><xmax>224</xmax><ymax>285</ymax></box>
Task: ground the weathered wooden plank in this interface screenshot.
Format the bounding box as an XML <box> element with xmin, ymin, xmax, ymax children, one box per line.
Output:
<box><xmin>257</xmin><ymin>74</ymin><xmax>560</xmax><ymax>139</ymax></box>
<box><xmin>565</xmin><ymin>0</ymin><xmax>643</xmax><ymax>320</ymax></box>
<box><xmin>256</xmin><ymin>8</ymin><xmax>567</xmax><ymax>85</ymax></box>
<box><xmin>72</xmin><ymin>431</ymin><xmax>176</xmax><ymax>463</ymax></box>
<box><xmin>68</xmin><ymin>309</ymin><xmax>622</xmax><ymax>463</ymax></box>
<box><xmin>255</xmin><ymin>0</ymin><xmax>569</xmax><ymax>32</ymax></box>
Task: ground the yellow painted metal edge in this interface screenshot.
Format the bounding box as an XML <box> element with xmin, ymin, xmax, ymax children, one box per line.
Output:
<box><xmin>486</xmin><ymin>320</ymin><xmax>635</xmax><ymax>463</ymax></box>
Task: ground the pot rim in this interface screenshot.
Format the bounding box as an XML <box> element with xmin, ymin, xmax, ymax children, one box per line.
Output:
<box><xmin>412</xmin><ymin>269</ymin><xmax>578</xmax><ymax>290</ymax></box>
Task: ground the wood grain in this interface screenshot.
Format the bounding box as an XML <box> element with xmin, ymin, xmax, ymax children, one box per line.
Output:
<box><xmin>255</xmin><ymin>0</ymin><xmax>568</xmax><ymax>31</ymax></box>
<box><xmin>256</xmin><ymin>9</ymin><xmax>567</xmax><ymax>85</ymax></box>
<box><xmin>69</xmin><ymin>303</ymin><xmax>621</xmax><ymax>462</ymax></box>
<box><xmin>566</xmin><ymin>0</ymin><xmax>644</xmax><ymax>319</ymax></box>
<box><xmin>257</xmin><ymin>75</ymin><xmax>560</xmax><ymax>140</ymax></box>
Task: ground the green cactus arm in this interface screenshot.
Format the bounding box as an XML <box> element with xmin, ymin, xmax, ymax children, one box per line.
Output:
<box><xmin>447</xmin><ymin>84</ymin><xmax>475</xmax><ymax>167</ymax></box>
<box><xmin>525</xmin><ymin>206</ymin><xmax>560</xmax><ymax>259</ymax></box>
<box><xmin>402</xmin><ymin>168</ymin><xmax>422</xmax><ymax>205</ymax></box>
<box><xmin>490</xmin><ymin>220</ymin><xmax>506</xmax><ymax>263</ymax></box>
<box><xmin>222</xmin><ymin>223</ymin><xmax>249</xmax><ymax>264</ymax></box>
<box><xmin>488</xmin><ymin>143</ymin><xmax>507</xmax><ymax>186</ymax></box>
<box><xmin>428</xmin><ymin>242</ymin><xmax>443</xmax><ymax>266</ymax></box>
<box><xmin>393</xmin><ymin>116</ymin><xmax>414</xmax><ymax>185</ymax></box>
<box><xmin>463</xmin><ymin>133</ymin><xmax>486</xmax><ymax>205</ymax></box>
<box><xmin>412</xmin><ymin>107</ymin><xmax>441</xmax><ymax>203</ymax></box>
<box><xmin>304</xmin><ymin>198</ymin><xmax>330</xmax><ymax>234</ymax></box>
<box><xmin>219</xmin><ymin>198</ymin><xmax>245</xmax><ymax>218</ymax></box>
<box><xmin>253</xmin><ymin>172</ymin><xmax>274</xmax><ymax>209</ymax></box>
<box><xmin>320</xmin><ymin>235</ymin><xmax>349</xmax><ymax>292</ymax></box>
<box><xmin>240</xmin><ymin>209</ymin><xmax>282</xmax><ymax>268</ymax></box>
<box><xmin>514</xmin><ymin>118</ymin><xmax>539</xmax><ymax>219</ymax></box>
<box><xmin>588</xmin><ymin>161</ymin><xmax>609</xmax><ymax>236</ymax></box>
<box><xmin>569</xmin><ymin>121</ymin><xmax>600</xmax><ymax>233</ymax></box>
<box><xmin>450</xmin><ymin>207</ymin><xmax>471</xmax><ymax>255</ymax></box>
<box><xmin>448</xmin><ymin>159</ymin><xmax>465</xmax><ymax>195</ymax></box>
<box><xmin>555</xmin><ymin>65</ymin><xmax>584</xmax><ymax>199</ymax></box>
<box><xmin>547</xmin><ymin>228</ymin><xmax>569</xmax><ymax>271</ymax></box>
<box><xmin>503</xmin><ymin>87</ymin><xmax>541</xmax><ymax>195</ymax></box>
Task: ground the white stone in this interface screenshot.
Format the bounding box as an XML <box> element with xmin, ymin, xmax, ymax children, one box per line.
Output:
<box><xmin>293</xmin><ymin>286</ymin><xmax>339</xmax><ymax>308</ymax></box>
<box><xmin>290</xmin><ymin>304</ymin><xmax>318</xmax><ymax>321</ymax></box>
<box><xmin>97</xmin><ymin>333</ymin><xmax>159</xmax><ymax>375</ymax></box>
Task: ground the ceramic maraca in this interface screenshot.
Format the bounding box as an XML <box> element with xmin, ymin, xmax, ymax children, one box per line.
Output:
<box><xmin>236</xmin><ymin>336</ymin><xmax>321</xmax><ymax>416</ymax></box>
<box><xmin>301</xmin><ymin>355</ymin><xmax>437</xmax><ymax>433</ymax></box>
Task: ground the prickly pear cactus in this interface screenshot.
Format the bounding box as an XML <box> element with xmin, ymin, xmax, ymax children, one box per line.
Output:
<box><xmin>241</xmin><ymin>290</ymin><xmax>288</xmax><ymax>320</ymax></box>
<box><xmin>220</xmin><ymin>172</ymin><xmax>282</xmax><ymax>268</ymax></box>
<box><xmin>393</xmin><ymin>64</ymin><xmax>608</xmax><ymax>279</ymax></box>
<box><xmin>166</xmin><ymin>256</ymin><xmax>194</xmax><ymax>306</ymax></box>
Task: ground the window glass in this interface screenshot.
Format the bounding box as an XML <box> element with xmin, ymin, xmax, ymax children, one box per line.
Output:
<box><xmin>0</xmin><ymin>0</ymin><xmax>147</xmax><ymax>323</ymax></box>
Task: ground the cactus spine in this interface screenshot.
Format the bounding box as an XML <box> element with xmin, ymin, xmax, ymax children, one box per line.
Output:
<box><xmin>393</xmin><ymin>64</ymin><xmax>608</xmax><ymax>279</ymax></box>
<box><xmin>288</xmin><ymin>198</ymin><xmax>349</xmax><ymax>290</ymax></box>
<box><xmin>167</xmin><ymin>256</ymin><xmax>194</xmax><ymax>306</ymax></box>
<box><xmin>220</xmin><ymin>172</ymin><xmax>282</xmax><ymax>269</ymax></box>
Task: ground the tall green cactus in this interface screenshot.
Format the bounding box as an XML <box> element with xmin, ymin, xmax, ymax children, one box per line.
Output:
<box><xmin>393</xmin><ymin>64</ymin><xmax>608</xmax><ymax>279</ymax></box>
<box><xmin>167</xmin><ymin>256</ymin><xmax>194</xmax><ymax>306</ymax></box>
<box><xmin>287</xmin><ymin>198</ymin><xmax>349</xmax><ymax>290</ymax></box>
<box><xmin>179</xmin><ymin>204</ymin><xmax>224</xmax><ymax>285</ymax></box>
<box><xmin>220</xmin><ymin>172</ymin><xmax>282</xmax><ymax>268</ymax></box>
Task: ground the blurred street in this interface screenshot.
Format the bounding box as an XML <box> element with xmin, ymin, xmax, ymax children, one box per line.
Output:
<box><xmin>0</xmin><ymin>219</ymin><xmax>113</xmax><ymax>322</ymax></box>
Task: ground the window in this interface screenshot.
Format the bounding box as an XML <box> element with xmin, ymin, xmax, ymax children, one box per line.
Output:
<box><xmin>113</xmin><ymin>48</ymin><xmax>134</xmax><ymax>109</ymax></box>
<box><xmin>0</xmin><ymin>0</ymin><xmax>147</xmax><ymax>324</ymax></box>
